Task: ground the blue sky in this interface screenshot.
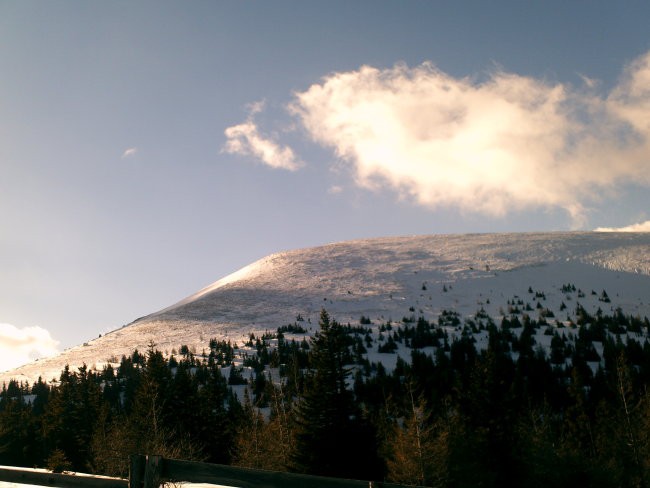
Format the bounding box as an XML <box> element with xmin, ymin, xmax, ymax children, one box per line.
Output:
<box><xmin>1</xmin><ymin>1</ymin><xmax>650</xmax><ymax>371</ymax></box>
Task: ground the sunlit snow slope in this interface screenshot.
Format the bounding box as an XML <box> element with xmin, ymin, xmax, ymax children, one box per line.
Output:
<box><xmin>2</xmin><ymin>232</ymin><xmax>649</xmax><ymax>385</ymax></box>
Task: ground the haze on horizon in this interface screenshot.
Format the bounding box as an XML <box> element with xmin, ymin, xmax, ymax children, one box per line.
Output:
<box><xmin>1</xmin><ymin>1</ymin><xmax>649</xmax><ymax>372</ymax></box>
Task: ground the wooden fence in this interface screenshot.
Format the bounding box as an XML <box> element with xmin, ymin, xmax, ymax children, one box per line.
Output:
<box><xmin>0</xmin><ymin>455</ymin><xmax>424</xmax><ymax>488</ymax></box>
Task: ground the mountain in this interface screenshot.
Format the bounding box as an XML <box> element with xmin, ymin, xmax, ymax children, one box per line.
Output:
<box><xmin>2</xmin><ymin>231</ymin><xmax>650</xmax><ymax>385</ymax></box>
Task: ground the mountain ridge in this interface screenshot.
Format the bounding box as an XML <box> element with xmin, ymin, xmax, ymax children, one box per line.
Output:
<box><xmin>3</xmin><ymin>231</ymin><xmax>649</xmax><ymax>385</ymax></box>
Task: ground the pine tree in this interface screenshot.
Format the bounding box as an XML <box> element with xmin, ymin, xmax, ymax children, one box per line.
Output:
<box><xmin>194</xmin><ymin>362</ymin><xmax>238</xmax><ymax>464</ymax></box>
<box><xmin>93</xmin><ymin>347</ymin><xmax>204</xmax><ymax>473</ymax></box>
<box><xmin>291</xmin><ymin>309</ymin><xmax>381</xmax><ymax>480</ymax></box>
<box><xmin>557</xmin><ymin>367</ymin><xmax>604</xmax><ymax>485</ymax></box>
<box><xmin>42</xmin><ymin>365</ymin><xmax>102</xmax><ymax>471</ymax></box>
<box><xmin>0</xmin><ymin>393</ymin><xmax>42</xmax><ymax>466</ymax></box>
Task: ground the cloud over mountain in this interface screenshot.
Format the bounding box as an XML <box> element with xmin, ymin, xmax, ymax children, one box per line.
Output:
<box><xmin>229</xmin><ymin>51</ymin><xmax>650</xmax><ymax>224</ymax></box>
<box><xmin>289</xmin><ymin>53</ymin><xmax>650</xmax><ymax>223</ymax></box>
<box><xmin>595</xmin><ymin>220</ymin><xmax>650</xmax><ymax>232</ymax></box>
<box><xmin>0</xmin><ymin>323</ymin><xmax>59</xmax><ymax>373</ymax></box>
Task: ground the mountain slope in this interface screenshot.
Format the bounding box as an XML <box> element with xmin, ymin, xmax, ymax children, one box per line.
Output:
<box><xmin>3</xmin><ymin>231</ymin><xmax>650</xmax><ymax>385</ymax></box>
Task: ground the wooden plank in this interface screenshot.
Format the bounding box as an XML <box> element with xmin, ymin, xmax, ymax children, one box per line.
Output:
<box><xmin>143</xmin><ymin>456</ymin><xmax>162</xmax><ymax>488</ymax></box>
<box><xmin>161</xmin><ymin>458</ymin><xmax>417</xmax><ymax>488</ymax></box>
<box><xmin>0</xmin><ymin>467</ymin><xmax>127</xmax><ymax>488</ymax></box>
<box><xmin>129</xmin><ymin>454</ymin><xmax>145</xmax><ymax>488</ymax></box>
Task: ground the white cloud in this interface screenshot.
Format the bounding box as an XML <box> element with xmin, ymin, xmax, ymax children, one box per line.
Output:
<box><xmin>223</xmin><ymin>103</ymin><xmax>302</xmax><ymax>171</ymax></box>
<box><xmin>287</xmin><ymin>53</ymin><xmax>650</xmax><ymax>224</ymax></box>
<box><xmin>0</xmin><ymin>323</ymin><xmax>59</xmax><ymax>372</ymax></box>
<box><xmin>578</xmin><ymin>73</ymin><xmax>599</xmax><ymax>89</ymax></box>
<box><xmin>595</xmin><ymin>220</ymin><xmax>650</xmax><ymax>232</ymax></box>
<box><xmin>328</xmin><ymin>185</ymin><xmax>343</xmax><ymax>194</ymax></box>
<box><xmin>121</xmin><ymin>147</ymin><xmax>138</xmax><ymax>159</ymax></box>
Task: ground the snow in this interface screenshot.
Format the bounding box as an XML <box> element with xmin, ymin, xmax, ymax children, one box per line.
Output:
<box><xmin>0</xmin><ymin>466</ymin><xmax>128</xmax><ymax>488</ymax></box>
<box><xmin>2</xmin><ymin>232</ymin><xmax>649</xmax><ymax>386</ymax></box>
<box><xmin>0</xmin><ymin>469</ymin><xmax>234</xmax><ymax>488</ymax></box>
<box><xmin>0</xmin><ymin>465</ymin><xmax>50</xmax><ymax>488</ymax></box>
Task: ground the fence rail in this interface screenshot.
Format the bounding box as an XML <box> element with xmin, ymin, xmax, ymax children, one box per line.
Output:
<box><xmin>0</xmin><ymin>455</ymin><xmax>424</xmax><ymax>488</ymax></box>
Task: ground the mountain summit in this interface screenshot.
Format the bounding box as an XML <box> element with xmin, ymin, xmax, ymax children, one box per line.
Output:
<box><xmin>3</xmin><ymin>232</ymin><xmax>650</xmax><ymax>385</ymax></box>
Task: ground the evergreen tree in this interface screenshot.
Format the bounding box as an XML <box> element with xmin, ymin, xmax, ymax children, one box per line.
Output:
<box><xmin>194</xmin><ymin>362</ymin><xmax>238</xmax><ymax>464</ymax></box>
<box><xmin>42</xmin><ymin>365</ymin><xmax>102</xmax><ymax>472</ymax></box>
<box><xmin>0</xmin><ymin>394</ymin><xmax>42</xmax><ymax>466</ymax></box>
<box><xmin>292</xmin><ymin>309</ymin><xmax>381</xmax><ymax>480</ymax></box>
<box><xmin>557</xmin><ymin>367</ymin><xmax>605</xmax><ymax>485</ymax></box>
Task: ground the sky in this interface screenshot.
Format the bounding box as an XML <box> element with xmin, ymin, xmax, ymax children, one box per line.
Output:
<box><xmin>1</xmin><ymin>1</ymin><xmax>650</xmax><ymax>373</ymax></box>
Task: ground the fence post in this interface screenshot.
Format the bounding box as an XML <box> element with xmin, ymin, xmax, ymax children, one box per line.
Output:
<box><xmin>143</xmin><ymin>455</ymin><xmax>162</xmax><ymax>488</ymax></box>
<box><xmin>129</xmin><ymin>454</ymin><xmax>145</xmax><ymax>488</ymax></box>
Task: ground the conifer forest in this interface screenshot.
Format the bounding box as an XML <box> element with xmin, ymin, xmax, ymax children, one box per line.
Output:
<box><xmin>3</xmin><ymin>306</ymin><xmax>650</xmax><ymax>488</ymax></box>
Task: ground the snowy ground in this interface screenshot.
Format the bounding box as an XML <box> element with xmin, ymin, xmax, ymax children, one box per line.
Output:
<box><xmin>2</xmin><ymin>232</ymin><xmax>649</xmax><ymax>385</ymax></box>
<box><xmin>0</xmin><ymin>467</ymin><xmax>233</xmax><ymax>488</ymax></box>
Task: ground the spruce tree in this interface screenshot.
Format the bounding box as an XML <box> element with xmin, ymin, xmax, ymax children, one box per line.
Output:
<box><xmin>291</xmin><ymin>309</ymin><xmax>380</xmax><ymax>480</ymax></box>
<box><xmin>42</xmin><ymin>365</ymin><xmax>102</xmax><ymax>472</ymax></box>
<box><xmin>0</xmin><ymin>393</ymin><xmax>42</xmax><ymax>466</ymax></box>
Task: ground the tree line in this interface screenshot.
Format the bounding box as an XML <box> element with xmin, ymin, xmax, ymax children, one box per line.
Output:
<box><xmin>2</xmin><ymin>307</ymin><xmax>650</xmax><ymax>487</ymax></box>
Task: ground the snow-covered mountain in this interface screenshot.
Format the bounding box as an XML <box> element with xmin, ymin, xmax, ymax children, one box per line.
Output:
<box><xmin>3</xmin><ymin>232</ymin><xmax>650</xmax><ymax>385</ymax></box>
